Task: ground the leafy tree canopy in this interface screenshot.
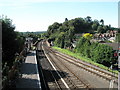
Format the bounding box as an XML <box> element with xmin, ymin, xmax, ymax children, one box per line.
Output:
<box><xmin>1</xmin><ymin>16</ymin><xmax>25</xmax><ymax>67</ymax></box>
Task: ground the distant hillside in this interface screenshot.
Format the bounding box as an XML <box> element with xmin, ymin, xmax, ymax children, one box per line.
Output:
<box><xmin>33</xmin><ymin>31</ymin><xmax>47</xmax><ymax>34</ymax></box>
<box><xmin>21</xmin><ymin>31</ymin><xmax>46</xmax><ymax>35</ymax></box>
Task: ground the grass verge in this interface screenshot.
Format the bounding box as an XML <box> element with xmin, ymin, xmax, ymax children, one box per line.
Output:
<box><xmin>52</xmin><ymin>46</ymin><xmax>118</xmax><ymax>74</ymax></box>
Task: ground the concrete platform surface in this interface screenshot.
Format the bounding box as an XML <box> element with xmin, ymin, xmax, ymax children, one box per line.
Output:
<box><xmin>16</xmin><ymin>51</ymin><xmax>41</xmax><ymax>89</ymax></box>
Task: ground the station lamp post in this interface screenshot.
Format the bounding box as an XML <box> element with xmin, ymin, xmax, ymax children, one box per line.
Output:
<box><xmin>118</xmin><ymin>46</ymin><xmax>120</xmax><ymax>90</ymax></box>
<box><xmin>117</xmin><ymin>3</ymin><xmax>120</xmax><ymax>87</ymax></box>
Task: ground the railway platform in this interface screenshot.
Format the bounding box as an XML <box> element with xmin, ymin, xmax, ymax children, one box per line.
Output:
<box><xmin>16</xmin><ymin>50</ymin><xmax>41</xmax><ymax>89</ymax></box>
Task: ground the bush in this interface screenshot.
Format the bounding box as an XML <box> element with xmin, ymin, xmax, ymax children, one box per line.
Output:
<box><xmin>54</xmin><ymin>32</ymin><xmax>65</xmax><ymax>48</ymax></box>
<box><xmin>83</xmin><ymin>33</ymin><xmax>93</xmax><ymax>40</ymax></box>
<box><xmin>89</xmin><ymin>42</ymin><xmax>99</xmax><ymax>58</ymax></box>
<box><xmin>75</xmin><ymin>37</ymin><xmax>114</xmax><ymax>67</ymax></box>
<box><xmin>115</xmin><ymin>33</ymin><xmax>120</xmax><ymax>42</ymax></box>
<box><xmin>1</xmin><ymin>16</ymin><xmax>25</xmax><ymax>89</ymax></box>
<box><xmin>83</xmin><ymin>40</ymin><xmax>91</xmax><ymax>57</ymax></box>
<box><xmin>75</xmin><ymin>37</ymin><xmax>91</xmax><ymax>56</ymax></box>
<box><xmin>91</xmin><ymin>44</ymin><xmax>113</xmax><ymax>67</ymax></box>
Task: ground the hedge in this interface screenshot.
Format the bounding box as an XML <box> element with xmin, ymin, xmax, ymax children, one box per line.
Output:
<box><xmin>75</xmin><ymin>37</ymin><xmax>115</xmax><ymax>67</ymax></box>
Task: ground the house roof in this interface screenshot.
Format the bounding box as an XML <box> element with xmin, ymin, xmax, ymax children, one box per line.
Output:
<box><xmin>103</xmin><ymin>43</ymin><xmax>120</xmax><ymax>50</ymax></box>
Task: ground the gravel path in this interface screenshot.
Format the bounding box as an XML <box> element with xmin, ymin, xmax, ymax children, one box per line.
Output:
<box><xmin>16</xmin><ymin>51</ymin><xmax>41</xmax><ymax>89</ymax></box>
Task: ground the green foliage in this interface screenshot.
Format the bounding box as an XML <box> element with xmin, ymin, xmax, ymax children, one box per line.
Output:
<box><xmin>47</xmin><ymin>22</ymin><xmax>62</xmax><ymax>36</ymax></box>
<box><xmin>75</xmin><ymin>37</ymin><xmax>114</xmax><ymax>67</ymax></box>
<box><xmin>1</xmin><ymin>16</ymin><xmax>28</xmax><ymax>89</ymax></box>
<box><xmin>100</xmin><ymin>19</ymin><xmax>104</xmax><ymax>25</ymax></box>
<box><xmin>103</xmin><ymin>25</ymin><xmax>108</xmax><ymax>32</ymax></box>
<box><xmin>53</xmin><ymin>46</ymin><xmax>118</xmax><ymax>74</ymax></box>
<box><xmin>75</xmin><ymin>37</ymin><xmax>91</xmax><ymax>57</ymax></box>
<box><xmin>91</xmin><ymin>44</ymin><xmax>113</xmax><ymax>66</ymax></box>
<box><xmin>1</xmin><ymin>16</ymin><xmax>25</xmax><ymax>67</ymax></box>
<box><xmin>46</xmin><ymin>16</ymin><xmax>119</xmax><ymax>72</ymax></box>
<box><xmin>115</xmin><ymin>33</ymin><xmax>120</xmax><ymax>42</ymax></box>
<box><xmin>47</xmin><ymin>16</ymin><xmax>95</xmax><ymax>40</ymax></box>
<box><xmin>89</xmin><ymin>42</ymin><xmax>99</xmax><ymax>58</ymax></box>
<box><xmin>65</xmin><ymin>18</ymin><xmax>68</xmax><ymax>22</ymax></box>
<box><xmin>85</xmin><ymin>16</ymin><xmax>92</xmax><ymax>23</ymax></box>
<box><xmin>92</xmin><ymin>23</ymin><xmax>98</xmax><ymax>31</ymax></box>
<box><xmin>54</xmin><ymin>32</ymin><xmax>65</xmax><ymax>48</ymax></box>
<box><xmin>97</xmin><ymin>25</ymin><xmax>109</xmax><ymax>33</ymax></box>
<box><xmin>97</xmin><ymin>25</ymin><xmax>104</xmax><ymax>33</ymax></box>
<box><xmin>2</xmin><ymin>17</ymin><xmax>16</xmax><ymax>65</ymax></box>
<box><xmin>46</xmin><ymin>16</ymin><xmax>115</xmax><ymax>49</ymax></box>
<box><xmin>15</xmin><ymin>32</ymin><xmax>25</xmax><ymax>52</ymax></box>
<box><xmin>26</xmin><ymin>32</ymin><xmax>39</xmax><ymax>43</ymax></box>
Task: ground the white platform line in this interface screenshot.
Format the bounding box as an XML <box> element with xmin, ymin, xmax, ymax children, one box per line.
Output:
<box><xmin>34</xmin><ymin>51</ymin><xmax>41</xmax><ymax>89</ymax></box>
<box><xmin>42</xmin><ymin>42</ymin><xmax>70</xmax><ymax>89</ymax></box>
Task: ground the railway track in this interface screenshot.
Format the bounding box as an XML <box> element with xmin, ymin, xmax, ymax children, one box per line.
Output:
<box><xmin>52</xmin><ymin>49</ymin><xmax>118</xmax><ymax>83</ymax></box>
<box><xmin>47</xmin><ymin>42</ymin><xmax>118</xmax><ymax>85</ymax></box>
<box><xmin>42</xmin><ymin>41</ymin><xmax>92</xmax><ymax>89</ymax></box>
<box><xmin>37</xmin><ymin>40</ymin><xmax>118</xmax><ymax>89</ymax></box>
<box><xmin>37</xmin><ymin>41</ymin><xmax>66</xmax><ymax>90</ymax></box>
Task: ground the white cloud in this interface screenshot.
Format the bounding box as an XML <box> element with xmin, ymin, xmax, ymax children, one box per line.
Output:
<box><xmin>13</xmin><ymin>20</ymin><xmax>52</xmax><ymax>32</ymax></box>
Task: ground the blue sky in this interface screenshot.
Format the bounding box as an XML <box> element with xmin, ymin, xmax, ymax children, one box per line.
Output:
<box><xmin>0</xmin><ymin>0</ymin><xmax>119</xmax><ymax>32</ymax></box>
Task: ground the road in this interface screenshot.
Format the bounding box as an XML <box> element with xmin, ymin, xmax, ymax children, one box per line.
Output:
<box><xmin>36</xmin><ymin>40</ymin><xmax>118</xmax><ymax>90</ymax></box>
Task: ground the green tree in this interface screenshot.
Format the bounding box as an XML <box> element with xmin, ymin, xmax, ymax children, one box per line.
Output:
<box><xmin>85</xmin><ymin>16</ymin><xmax>92</xmax><ymax>23</ymax></box>
<box><xmin>97</xmin><ymin>26</ymin><xmax>104</xmax><ymax>33</ymax></box>
<box><xmin>93</xmin><ymin>19</ymin><xmax>99</xmax><ymax>25</ymax></box>
<box><xmin>2</xmin><ymin>17</ymin><xmax>16</xmax><ymax>65</ymax></box>
<box><xmin>65</xmin><ymin>18</ymin><xmax>68</xmax><ymax>22</ymax></box>
<box><xmin>115</xmin><ymin>33</ymin><xmax>120</xmax><ymax>42</ymax></box>
<box><xmin>15</xmin><ymin>32</ymin><xmax>25</xmax><ymax>52</ymax></box>
<box><xmin>1</xmin><ymin>16</ymin><xmax>25</xmax><ymax>67</ymax></box>
<box><xmin>92</xmin><ymin>24</ymin><xmax>98</xmax><ymax>30</ymax></box>
<box><xmin>75</xmin><ymin>37</ymin><xmax>89</xmax><ymax>54</ymax></box>
<box><xmin>54</xmin><ymin>32</ymin><xmax>65</xmax><ymax>48</ymax></box>
<box><xmin>91</xmin><ymin>44</ymin><xmax>113</xmax><ymax>67</ymax></box>
<box><xmin>100</xmin><ymin>19</ymin><xmax>104</xmax><ymax>25</ymax></box>
<box><xmin>68</xmin><ymin>26</ymin><xmax>75</xmax><ymax>42</ymax></box>
<box><xmin>103</xmin><ymin>25</ymin><xmax>108</xmax><ymax>33</ymax></box>
<box><xmin>75</xmin><ymin>36</ymin><xmax>114</xmax><ymax>67</ymax></box>
<box><xmin>82</xmin><ymin>40</ymin><xmax>91</xmax><ymax>57</ymax></box>
<box><xmin>47</xmin><ymin>22</ymin><xmax>62</xmax><ymax>36</ymax></box>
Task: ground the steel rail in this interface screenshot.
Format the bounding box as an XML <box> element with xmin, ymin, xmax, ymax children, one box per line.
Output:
<box><xmin>43</xmin><ymin>41</ymin><xmax>92</xmax><ymax>89</ymax></box>
<box><xmin>53</xmin><ymin>51</ymin><xmax>118</xmax><ymax>84</ymax></box>
<box><xmin>36</xmin><ymin>41</ymin><xmax>48</xmax><ymax>90</ymax></box>
<box><xmin>55</xmin><ymin>51</ymin><xmax>118</xmax><ymax>78</ymax></box>
<box><xmin>46</xmin><ymin>40</ymin><xmax>118</xmax><ymax>84</ymax></box>
<box><xmin>41</xmin><ymin>41</ymin><xmax>67</xmax><ymax>90</ymax></box>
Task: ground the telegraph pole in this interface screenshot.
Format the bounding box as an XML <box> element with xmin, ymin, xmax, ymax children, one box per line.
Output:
<box><xmin>118</xmin><ymin>47</ymin><xmax>120</xmax><ymax>90</ymax></box>
<box><xmin>118</xmin><ymin>1</ymin><xmax>120</xmax><ymax>90</ymax></box>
